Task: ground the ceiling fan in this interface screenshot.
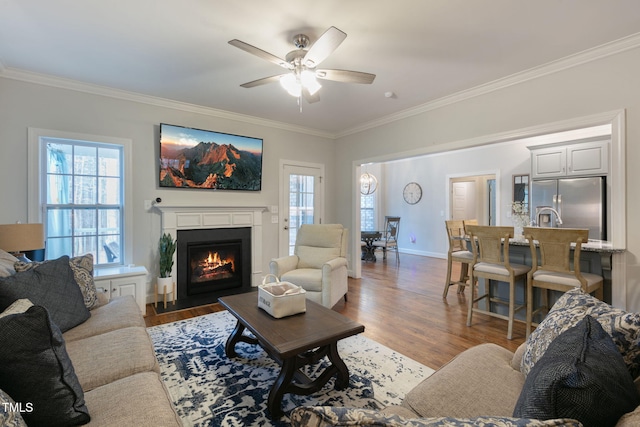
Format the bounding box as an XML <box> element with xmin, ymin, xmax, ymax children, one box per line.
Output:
<box><xmin>228</xmin><ymin>26</ymin><xmax>376</xmax><ymax>105</ymax></box>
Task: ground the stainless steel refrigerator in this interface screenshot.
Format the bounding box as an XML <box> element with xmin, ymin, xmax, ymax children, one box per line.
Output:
<box><xmin>530</xmin><ymin>176</ymin><xmax>606</xmax><ymax>240</ymax></box>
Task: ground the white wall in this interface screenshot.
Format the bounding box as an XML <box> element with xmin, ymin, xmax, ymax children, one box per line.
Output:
<box><xmin>0</xmin><ymin>77</ymin><xmax>337</xmax><ymax>302</ymax></box>
<box><xmin>378</xmin><ymin>140</ymin><xmax>529</xmax><ymax>258</ymax></box>
<box><xmin>336</xmin><ymin>46</ymin><xmax>640</xmax><ymax>311</ymax></box>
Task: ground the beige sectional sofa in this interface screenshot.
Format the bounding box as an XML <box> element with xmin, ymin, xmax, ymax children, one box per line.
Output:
<box><xmin>291</xmin><ymin>288</ymin><xmax>640</xmax><ymax>427</ymax></box>
<box><xmin>64</xmin><ymin>294</ymin><xmax>181</xmax><ymax>426</ymax></box>
<box><xmin>0</xmin><ymin>251</ymin><xmax>181</xmax><ymax>426</ymax></box>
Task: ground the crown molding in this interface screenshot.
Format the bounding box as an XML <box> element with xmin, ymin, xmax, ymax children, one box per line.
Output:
<box><xmin>2</xmin><ymin>32</ymin><xmax>639</xmax><ymax>140</ymax></box>
<box><xmin>337</xmin><ymin>32</ymin><xmax>640</xmax><ymax>138</ymax></box>
<box><xmin>0</xmin><ymin>67</ymin><xmax>335</xmax><ymax>139</ymax></box>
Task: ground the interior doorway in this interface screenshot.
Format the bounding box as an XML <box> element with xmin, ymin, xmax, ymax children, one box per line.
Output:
<box><xmin>451</xmin><ymin>181</ymin><xmax>476</xmax><ymax>220</ymax></box>
<box><xmin>449</xmin><ymin>174</ymin><xmax>496</xmax><ymax>225</ymax></box>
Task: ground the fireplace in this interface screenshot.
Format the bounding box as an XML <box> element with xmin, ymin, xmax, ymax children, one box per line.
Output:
<box><xmin>155</xmin><ymin>205</ymin><xmax>265</xmax><ymax>311</ymax></box>
<box><xmin>177</xmin><ymin>227</ymin><xmax>252</xmax><ymax>306</ymax></box>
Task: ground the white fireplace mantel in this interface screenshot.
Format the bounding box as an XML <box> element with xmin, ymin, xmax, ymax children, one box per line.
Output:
<box><xmin>155</xmin><ymin>205</ymin><xmax>268</xmax><ymax>287</ymax></box>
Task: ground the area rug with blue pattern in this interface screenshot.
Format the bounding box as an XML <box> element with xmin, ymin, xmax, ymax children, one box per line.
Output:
<box><xmin>148</xmin><ymin>310</ymin><xmax>434</xmax><ymax>426</ymax></box>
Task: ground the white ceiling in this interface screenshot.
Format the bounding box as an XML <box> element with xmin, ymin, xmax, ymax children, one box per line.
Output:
<box><xmin>2</xmin><ymin>1</ymin><xmax>640</xmax><ymax>136</ymax></box>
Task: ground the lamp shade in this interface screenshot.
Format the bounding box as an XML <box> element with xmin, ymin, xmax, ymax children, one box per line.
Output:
<box><xmin>0</xmin><ymin>223</ymin><xmax>45</xmax><ymax>253</ymax></box>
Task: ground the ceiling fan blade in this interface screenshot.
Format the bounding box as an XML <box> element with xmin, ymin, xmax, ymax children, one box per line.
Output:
<box><xmin>316</xmin><ymin>69</ymin><xmax>376</xmax><ymax>84</ymax></box>
<box><xmin>228</xmin><ymin>39</ymin><xmax>293</xmax><ymax>70</ymax></box>
<box><xmin>302</xmin><ymin>87</ymin><xmax>321</xmax><ymax>104</ymax></box>
<box><xmin>240</xmin><ymin>74</ymin><xmax>286</xmax><ymax>88</ymax></box>
<box><xmin>303</xmin><ymin>26</ymin><xmax>347</xmax><ymax>68</ymax></box>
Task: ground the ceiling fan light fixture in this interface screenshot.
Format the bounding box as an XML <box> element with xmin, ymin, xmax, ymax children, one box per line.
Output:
<box><xmin>301</xmin><ymin>70</ymin><xmax>322</xmax><ymax>95</ymax></box>
<box><xmin>280</xmin><ymin>73</ymin><xmax>301</xmax><ymax>97</ymax></box>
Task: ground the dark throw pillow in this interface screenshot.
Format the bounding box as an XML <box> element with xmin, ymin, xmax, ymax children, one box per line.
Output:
<box><xmin>521</xmin><ymin>287</ymin><xmax>640</xmax><ymax>379</ymax></box>
<box><xmin>14</xmin><ymin>254</ymin><xmax>98</xmax><ymax>309</ymax></box>
<box><xmin>514</xmin><ymin>315</ymin><xmax>640</xmax><ymax>427</ymax></box>
<box><xmin>0</xmin><ymin>256</ymin><xmax>90</xmax><ymax>332</ymax></box>
<box><xmin>0</xmin><ymin>305</ymin><xmax>90</xmax><ymax>426</ymax></box>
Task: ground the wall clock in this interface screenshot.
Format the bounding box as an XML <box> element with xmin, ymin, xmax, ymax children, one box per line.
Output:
<box><xmin>403</xmin><ymin>182</ymin><xmax>422</xmax><ymax>205</ymax></box>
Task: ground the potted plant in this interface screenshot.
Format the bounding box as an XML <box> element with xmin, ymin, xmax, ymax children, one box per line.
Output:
<box><xmin>157</xmin><ymin>233</ymin><xmax>177</xmax><ymax>297</ymax></box>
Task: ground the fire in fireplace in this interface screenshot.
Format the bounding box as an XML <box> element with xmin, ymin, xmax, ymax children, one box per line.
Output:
<box><xmin>177</xmin><ymin>227</ymin><xmax>252</xmax><ymax>306</ymax></box>
<box><xmin>191</xmin><ymin>249</ymin><xmax>235</xmax><ymax>283</ymax></box>
<box><xmin>188</xmin><ymin>242</ymin><xmax>240</xmax><ymax>293</ymax></box>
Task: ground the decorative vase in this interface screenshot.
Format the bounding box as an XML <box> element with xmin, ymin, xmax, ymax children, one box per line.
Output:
<box><xmin>514</xmin><ymin>224</ymin><xmax>524</xmax><ymax>238</ymax></box>
<box><xmin>513</xmin><ymin>215</ymin><xmax>529</xmax><ymax>239</ymax></box>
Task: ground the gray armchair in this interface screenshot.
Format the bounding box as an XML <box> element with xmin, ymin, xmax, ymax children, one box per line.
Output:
<box><xmin>269</xmin><ymin>224</ymin><xmax>348</xmax><ymax>308</ymax></box>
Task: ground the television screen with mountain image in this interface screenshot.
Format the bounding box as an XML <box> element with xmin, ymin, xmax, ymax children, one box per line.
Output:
<box><xmin>159</xmin><ymin>123</ymin><xmax>263</xmax><ymax>191</ymax></box>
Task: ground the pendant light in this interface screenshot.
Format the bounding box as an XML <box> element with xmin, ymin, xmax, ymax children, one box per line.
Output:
<box><xmin>360</xmin><ymin>172</ymin><xmax>378</xmax><ymax>195</ymax></box>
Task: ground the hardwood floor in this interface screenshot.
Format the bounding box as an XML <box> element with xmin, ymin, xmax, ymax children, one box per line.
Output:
<box><xmin>144</xmin><ymin>254</ymin><xmax>526</xmax><ymax>369</ymax></box>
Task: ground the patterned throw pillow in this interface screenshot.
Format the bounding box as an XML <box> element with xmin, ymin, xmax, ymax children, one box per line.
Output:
<box><xmin>0</xmin><ymin>249</ymin><xmax>18</xmax><ymax>278</ymax></box>
<box><xmin>0</xmin><ymin>388</ymin><xmax>28</xmax><ymax>427</ymax></box>
<box><xmin>521</xmin><ymin>288</ymin><xmax>640</xmax><ymax>378</ymax></box>
<box><xmin>14</xmin><ymin>254</ymin><xmax>98</xmax><ymax>309</ymax></box>
<box><xmin>289</xmin><ymin>406</ymin><xmax>583</xmax><ymax>427</ymax></box>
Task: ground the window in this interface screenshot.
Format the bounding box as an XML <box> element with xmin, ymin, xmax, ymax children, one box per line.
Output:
<box><xmin>28</xmin><ymin>129</ymin><xmax>132</xmax><ymax>266</ymax></box>
<box><xmin>361</xmin><ymin>192</ymin><xmax>376</xmax><ymax>231</ymax></box>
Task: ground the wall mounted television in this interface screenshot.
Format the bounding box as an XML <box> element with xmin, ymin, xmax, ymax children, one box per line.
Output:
<box><xmin>159</xmin><ymin>123</ymin><xmax>263</xmax><ymax>191</ymax></box>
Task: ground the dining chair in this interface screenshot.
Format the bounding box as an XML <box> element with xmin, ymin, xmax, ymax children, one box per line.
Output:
<box><xmin>443</xmin><ymin>220</ymin><xmax>473</xmax><ymax>297</ymax></box>
<box><xmin>522</xmin><ymin>227</ymin><xmax>603</xmax><ymax>338</ymax></box>
<box><xmin>466</xmin><ymin>225</ymin><xmax>530</xmax><ymax>340</ymax></box>
<box><xmin>373</xmin><ymin>216</ymin><xmax>400</xmax><ymax>263</ymax></box>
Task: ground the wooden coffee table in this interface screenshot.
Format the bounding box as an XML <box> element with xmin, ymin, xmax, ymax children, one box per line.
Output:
<box><xmin>218</xmin><ymin>292</ymin><xmax>365</xmax><ymax>419</ymax></box>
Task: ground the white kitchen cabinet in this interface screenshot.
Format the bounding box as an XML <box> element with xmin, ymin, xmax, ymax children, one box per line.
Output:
<box><xmin>94</xmin><ymin>265</ymin><xmax>148</xmax><ymax>313</ymax></box>
<box><xmin>567</xmin><ymin>140</ymin><xmax>609</xmax><ymax>176</ymax></box>
<box><xmin>530</xmin><ymin>145</ymin><xmax>566</xmax><ymax>178</ymax></box>
<box><xmin>530</xmin><ymin>139</ymin><xmax>609</xmax><ymax>179</ymax></box>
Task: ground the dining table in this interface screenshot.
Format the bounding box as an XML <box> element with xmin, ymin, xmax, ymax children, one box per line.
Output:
<box><xmin>360</xmin><ymin>231</ymin><xmax>381</xmax><ymax>262</ymax></box>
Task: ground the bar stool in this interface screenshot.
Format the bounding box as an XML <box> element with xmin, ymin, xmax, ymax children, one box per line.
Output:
<box><xmin>463</xmin><ymin>219</ymin><xmax>478</xmax><ymax>230</ymax></box>
<box><xmin>466</xmin><ymin>225</ymin><xmax>530</xmax><ymax>340</ymax></box>
<box><xmin>443</xmin><ymin>220</ymin><xmax>473</xmax><ymax>297</ymax></box>
<box><xmin>523</xmin><ymin>227</ymin><xmax>603</xmax><ymax>338</ymax></box>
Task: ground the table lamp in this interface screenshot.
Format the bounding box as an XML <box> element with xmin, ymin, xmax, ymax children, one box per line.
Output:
<box><xmin>0</xmin><ymin>223</ymin><xmax>45</xmax><ymax>262</ymax></box>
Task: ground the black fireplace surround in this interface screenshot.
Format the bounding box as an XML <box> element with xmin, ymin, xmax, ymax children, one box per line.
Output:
<box><xmin>176</xmin><ymin>227</ymin><xmax>252</xmax><ymax>308</ymax></box>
